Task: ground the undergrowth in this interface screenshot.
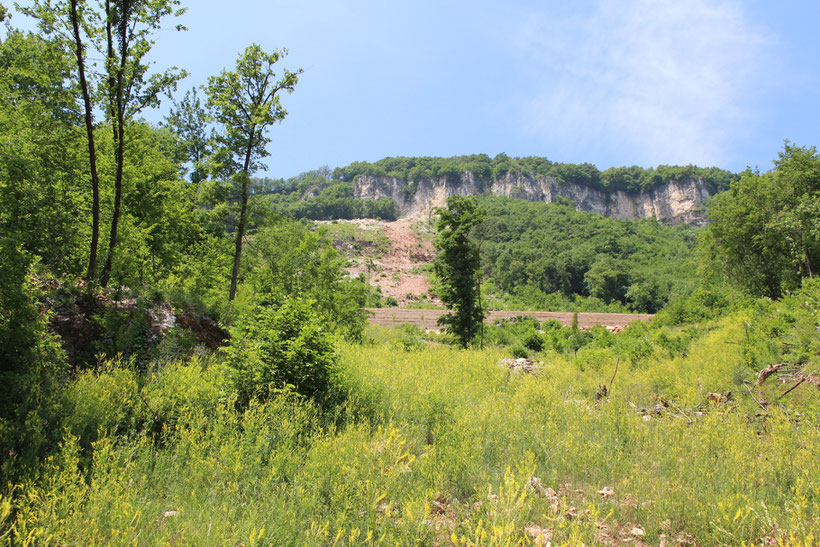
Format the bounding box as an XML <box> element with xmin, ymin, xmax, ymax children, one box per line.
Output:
<box><xmin>2</xmin><ymin>284</ymin><xmax>818</xmax><ymax>545</ymax></box>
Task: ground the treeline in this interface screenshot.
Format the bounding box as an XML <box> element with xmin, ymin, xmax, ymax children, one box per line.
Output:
<box><xmin>332</xmin><ymin>153</ymin><xmax>738</xmax><ymax>194</ymax></box>
<box><xmin>477</xmin><ymin>197</ymin><xmax>700</xmax><ymax>313</ymax></box>
<box><xmin>245</xmin><ymin>153</ymin><xmax>738</xmax><ymax>222</ymax></box>
<box><xmin>255</xmin><ymin>170</ymin><xmax>397</xmax><ymax>221</ymax></box>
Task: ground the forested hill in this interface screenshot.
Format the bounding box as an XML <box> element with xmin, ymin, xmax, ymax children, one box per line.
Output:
<box><xmin>333</xmin><ymin>154</ymin><xmax>737</xmax><ymax>194</ymax></box>
<box><xmin>261</xmin><ymin>155</ymin><xmax>738</xmax><ymax>224</ymax></box>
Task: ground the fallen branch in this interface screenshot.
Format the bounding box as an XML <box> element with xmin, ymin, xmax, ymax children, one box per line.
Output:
<box><xmin>743</xmin><ymin>382</ymin><xmax>768</xmax><ymax>411</ymax></box>
<box><xmin>756</xmin><ymin>363</ymin><xmax>789</xmax><ymax>386</ymax></box>
<box><xmin>778</xmin><ymin>377</ymin><xmax>806</xmax><ymax>400</ymax></box>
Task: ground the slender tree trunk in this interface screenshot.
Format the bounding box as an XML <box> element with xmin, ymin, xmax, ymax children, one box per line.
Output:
<box><xmin>69</xmin><ymin>0</ymin><xmax>101</xmax><ymax>282</ymax></box>
<box><xmin>100</xmin><ymin>1</ymin><xmax>129</xmax><ymax>287</ymax></box>
<box><xmin>228</xmin><ymin>138</ymin><xmax>256</xmax><ymax>301</ymax></box>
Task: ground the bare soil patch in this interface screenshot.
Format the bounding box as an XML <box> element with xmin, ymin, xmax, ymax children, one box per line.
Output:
<box><xmin>365</xmin><ymin>308</ymin><xmax>653</xmax><ymax>330</ymax></box>
<box><xmin>323</xmin><ymin>218</ymin><xmax>439</xmax><ymax>306</ymax></box>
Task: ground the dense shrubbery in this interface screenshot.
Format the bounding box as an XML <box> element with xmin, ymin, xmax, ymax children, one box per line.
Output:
<box><xmin>0</xmin><ymin>246</ymin><xmax>67</xmax><ymax>481</ymax></box>
<box><xmin>223</xmin><ymin>299</ymin><xmax>339</xmax><ymax>408</ymax></box>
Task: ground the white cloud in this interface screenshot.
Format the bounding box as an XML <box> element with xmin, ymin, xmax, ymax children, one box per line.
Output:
<box><xmin>514</xmin><ymin>0</ymin><xmax>765</xmax><ymax>167</ymax></box>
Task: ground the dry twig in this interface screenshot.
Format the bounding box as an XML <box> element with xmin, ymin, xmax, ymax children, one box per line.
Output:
<box><xmin>779</xmin><ymin>377</ymin><xmax>806</xmax><ymax>400</ymax></box>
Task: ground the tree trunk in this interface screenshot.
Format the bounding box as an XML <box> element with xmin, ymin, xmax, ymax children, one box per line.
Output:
<box><xmin>228</xmin><ymin>138</ymin><xmax>256</xmax><ymax>301</ymax></box>
<box><xmin>99</xmin><ymin>1</ymin><xmax>129</xmax><ymax>287</ymax></box>
<box><xmin>69</xmin><ymin>0</ymin><xmax>101</xmax><ymax>282</ymax></box>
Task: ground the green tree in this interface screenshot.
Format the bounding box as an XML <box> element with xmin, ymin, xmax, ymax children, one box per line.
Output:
<box><xmin>22</xmin><ymin>0</ymin><xmax>187</xmax><ymax>286</ymax></box>
<box><xmin>243</xmin><ymin>219</ymin><xmax>369</xmax><ymax>339</ymax></box>
<box><xmin>433</xmin><ymin>195</ymin><xmax>486</xmax><ymax>348</ymax></box>
<box><xmin>205</xmin><ymin>44</ymin><xmax>301</xmax><ymax>301</ymax></box>
<box><xmin>701</xmin><ymin>143</ymin><xmax>820</xmax><ymax>298</ymax></box>
<box><xmin>163</xmin><ymin>88</ymin><xmax>211</xmax><ymax>184</ymax></box>
<box><xmin>0</xmin><ymin>28</ymin><xmax>87</xmax><ymax>275</ymax></box>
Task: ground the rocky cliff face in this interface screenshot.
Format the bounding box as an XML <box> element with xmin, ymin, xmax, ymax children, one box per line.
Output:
<box><xmin>354</xmin><ymin>171</ymin><xmax>712</xmax><ymax>224</ymax></box>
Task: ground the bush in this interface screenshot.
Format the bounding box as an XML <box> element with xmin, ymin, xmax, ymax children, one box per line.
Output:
<box><xmin>510</xmin><ymin>344</ymin><xmax>529</xmax><ymax>359</ymax></box>
<box><xmin>521</xmin><ymin>329</ymin><xmax>545</xmax><ymax>352</ymax></box>
<box><xmin>393</xmin><ymin>324</ymin><xmax>426</xmax><ymax>352</ymax></box>
<box><xmin>223</xmin><ymin>298</ymin><xmax>339</xmax><ymax>408</ymax></box>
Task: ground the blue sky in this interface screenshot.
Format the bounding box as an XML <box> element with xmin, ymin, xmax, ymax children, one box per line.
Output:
<box><xmin>13</xmin><ymin>0</ymin><xmax>820</xmax><ymax>179</ymax></box>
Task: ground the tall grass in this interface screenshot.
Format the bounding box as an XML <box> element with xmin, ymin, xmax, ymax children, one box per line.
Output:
<box><xmin>3</xmin><ymin>308</ymin><xmax>818</xmax><ymax>545</ymax></box>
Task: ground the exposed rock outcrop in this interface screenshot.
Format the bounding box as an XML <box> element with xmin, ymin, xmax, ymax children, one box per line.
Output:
<box><xmin>354</xmin><ymin>171</ymin><xmax>712</xmax><ymax>225</ymax></box>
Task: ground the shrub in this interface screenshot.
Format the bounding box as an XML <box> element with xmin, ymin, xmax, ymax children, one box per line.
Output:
<box><xmin>521</xmin><ymin>329</ymin><xmax>544</xmax><ymax>352</ymax></box>
<box><xmin>223</xmin><ymin>298</ymin><xmax>339</xmax><ymax>408</ymax></box>
<box><xmin>510</xmin><ymin>344</ymin><xmax>529</xmax><ymax>359</ymax></box>
<box><xmin>393</xmin><ymin>324</ymin><xmax>426</xmax><ymax>352</ymax></box>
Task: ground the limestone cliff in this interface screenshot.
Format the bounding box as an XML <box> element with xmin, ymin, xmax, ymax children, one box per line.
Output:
<box><xmin>354</xmin><ymin>171</ymin><xmax>712</xmax><ymax>224</ymax></box>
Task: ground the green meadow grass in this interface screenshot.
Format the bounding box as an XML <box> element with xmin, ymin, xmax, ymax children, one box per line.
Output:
<box><xmin>2</xmin><ymin>312</ymin><xmax>818</xmax><ymax>545</ymax></box>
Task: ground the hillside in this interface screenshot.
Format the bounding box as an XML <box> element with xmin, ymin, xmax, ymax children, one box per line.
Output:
<box><xmin>262</xmin><ymin>155</ymin><xmax>738</xmax><ymax>225</ymax></box>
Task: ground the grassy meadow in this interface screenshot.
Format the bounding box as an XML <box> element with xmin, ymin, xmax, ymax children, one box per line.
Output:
<box><xmin>2</xmin><ymin>289</ymin><xmax>818</xmax><ymax>546</ymax></box>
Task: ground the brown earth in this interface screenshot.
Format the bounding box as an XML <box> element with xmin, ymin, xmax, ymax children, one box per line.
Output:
<box><xmin>330</xmin><ymin>218</ymin><xmax>440</xmax><ymax>306</ymax></box>
<box><xmin>365</xmin><ymin>308</ymin><xmax>653</xmax><ymax>331</ymax></box>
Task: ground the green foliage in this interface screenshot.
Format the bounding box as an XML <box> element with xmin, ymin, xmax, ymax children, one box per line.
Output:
<box><xmin>392</xmin><ymin>324</ymin><xmax>427</xmax><ymax>352</ymax></box>
<box><xmin>243</xmin><ymin>218</ymin><xmax>370</xmax><ymax>339</ymax></box>
<box><xmin>509</xmin><ymin>344</ymin><xmax>529</xmax><ymax>358</ymax></box>
<box><xmin>736</xmin><ymin>279</ymin><xmax>820</xmax><ymax>375</ymax></box>
<box><xmin>206</xmin><ymin>45</ymin><xmax>301</xmax><ymax>178</ymax></box>
<box><xmin>701</xmin><ymin>143</ymin><xmax>820</xmax><ymax>298</ymax></box>
<box><xmin>0</xmin><ymin>29</ymin><xmax>87</xmax><ymax>277</ymax></box>
<box><xmin>205</xmin><ymin>43</ymin><xmax>302</xmax><ymax>300</ymax></box>
<box><xmin>162</xmin><ymin>89</ymin><xmax>212</xmax><ymax>184</ymax></box>
<box><xmin>10</xmin><ymin>307</ymin><xmax>819</xmax><ymax>544</ymax></box>
<box><xmin>332</xmin><ymin>154</ymin><xmax>737</xmax><ymax>194</ymax></box>
<box><xmin>480</xmin><ymin>197</ymin><xmax>699</xmax><ymax>312</ymax></box>
<box><xmin>520</xmin><ymin>329</ymin><xmax>545</xmax><ymax>352</ymax></box>
<box><xmin>433</xmin><ymin>195</ymin><xmax>487</xmax><ymax>348</ymax></box>
<box><xmin>222</xmin><ymin>299</ymin><xmax>339</xmax><ymax>408</ymax></box>
<box><xmin>0</xmin><ymin>244</ymin><xmax>66</xmax><ymax>481</ymax></box>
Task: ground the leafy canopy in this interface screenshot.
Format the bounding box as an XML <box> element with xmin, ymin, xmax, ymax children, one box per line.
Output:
<box><xmin>433</xmin><ymin>195</ymin><xmax>486</xmax><ymax>348</ymax></box>
<box><xmin>700</xmin><ymin>142</ymin><xmax>820</xmax><ymax>298</ymax></box>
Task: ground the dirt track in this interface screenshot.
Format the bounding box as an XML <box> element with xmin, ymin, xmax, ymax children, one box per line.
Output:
<box><xmin>365</xmin><ymin>308</ymin><xmax>653</xmax><ymax>330</ymax></box>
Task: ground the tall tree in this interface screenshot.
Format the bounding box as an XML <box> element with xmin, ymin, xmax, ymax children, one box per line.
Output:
<box><xmin>433</xmin><ymin>195</ymin><xmax>486</xmax><ymax>348</ymax></box>
<box><xmin>163</xmin><ymin>88</ymin><xmax>211</xmax><ymax>184</ymax></box>
<box><xmin>96</xmin><ymin>0</ymin><xmax>187</xmax><ymax>287</ymax></box>
<box><xmin>18</xmin><ymin>0</ymin><xmax>102</xmax><ymax>279</ymax></box>
<box><xmin>700</xmin><ymin>142</ymin><xmax>820</xmax><ymax>298</ymax></box>
<box><xmin>68</xmin><ymin>0</ymin><xmax>101</xmax><ymax>279</ymax></box>
<box><xmin>22</xmin><ymin>0</ymin><xmax>187</xmax><ymax>286</ymax></box>
<box><xmin>205</xmin><ymin>44</ymin><xmax>301</xmax><ymax>301</ymax></box>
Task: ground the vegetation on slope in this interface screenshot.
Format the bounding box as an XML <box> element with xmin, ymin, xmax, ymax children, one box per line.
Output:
<box><xmin>2</xmin><ymin>280</ymin><xmax>818</xmax><ymax>544</ymax></box>
<box><xmin>332</xmin><ymin>153</ymin><xmax>738</xmax><ymax>194</ymax></box>
<box><xmin>1</xmin><ymin>3</ymin><xmax>818</xmax><ymax>544</ymax></box>
<box><xmin>477</xmin><ymin>196</ymin><xmax>701</xmax><ymax>313</ymax></box>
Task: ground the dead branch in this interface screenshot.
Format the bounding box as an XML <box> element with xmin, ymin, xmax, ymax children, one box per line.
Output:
<box><xmin>756</xmin><ymin>363</ymin><xmax>789</xmax><ymax>386</ymax></box>
<box><xmin>778</xmin><ymin>377</ymin><xmax>806</xmax><ymax>400</ymax></box>
<box><xmin>607</xmin><ymin>356</ymin><xmax>620</xmax><ymax>394</ymax></box>
<box><xmin>743</xmin><ymin>382</ymin><xmax>768</xmax><ymax>411</ymax></box>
